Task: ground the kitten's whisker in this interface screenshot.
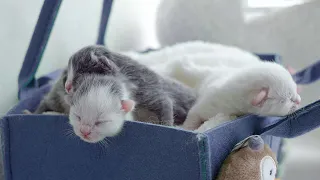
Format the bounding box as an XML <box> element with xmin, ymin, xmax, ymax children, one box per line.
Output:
<box><xmin>62</xmin><ymin>128</ymin><xmax>77</xmax><ymax>139</ymax></box>
<box><xmin>98</xmin><ymin>139</ymin><xmax>109</xmax><ymax>154</ymax></box>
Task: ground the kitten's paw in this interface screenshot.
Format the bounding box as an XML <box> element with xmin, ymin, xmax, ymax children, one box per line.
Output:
<box><xmin>181</xmin><ymin>113</ymin><xmax>203</xmax><ymax>130</ymax></box>
<box><xmin>22</xmin><ymin>109</ymin><xmax>32</xmax><ymax>114</ymax></box>
<box><xmin>195</xmin><ymin>113</ymin><xmax>234</xmax><ymax>133</ymax></box>
<box><xmin>42</xmin><ymin>111</ymin><xmax>64</xmax><ymax>115</ymax></box>
<box><xmin>214</xmin><ymin>113</ymin><xmax>236</xmax><ymax>122</ymax></box>
<box><xmin>159</xmin><ymin>118</ymin><xmax>174</xmax><ymax>126</ymax></box>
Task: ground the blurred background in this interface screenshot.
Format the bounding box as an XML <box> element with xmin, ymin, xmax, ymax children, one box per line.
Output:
<box><xmin>0</xmin><ymin>0</ymin><xmax>319</xmax><ymax>179</ymax></box>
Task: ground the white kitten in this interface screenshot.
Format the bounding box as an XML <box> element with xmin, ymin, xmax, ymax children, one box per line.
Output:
<box><xmin>124</xmin><ymin>41</ymin><xmax>260</xmax><ymax>72</ymax></box>
<box><xmin>181</xmin><ymin>62</ymin><xmax>301</xmax><ymax>130</ymax></box>
<box><xmin>123</xmin><ymin>41</ymin><xmax>261</xmax><ymax>88</ymax></box>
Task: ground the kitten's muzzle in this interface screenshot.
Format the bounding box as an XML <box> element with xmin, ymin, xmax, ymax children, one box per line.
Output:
<box><xmin>292</xmin><ymin>95</ymin><xmax>301</xmax><ymax>105</ymax></box>
<box><xmin>80</xmin><ymin>126</ymin><xmax>92</xmax><ymax>137</ymax></box>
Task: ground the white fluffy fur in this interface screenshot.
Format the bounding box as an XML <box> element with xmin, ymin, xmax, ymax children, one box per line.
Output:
<box><xmin>124</xmin><ymin>41</ymin><xmax>261</xmax><ymax>88</ymax></box>
<box><xmin>181</xmin><ymin>61</ymin><xmax>301</xmax><ymax>131</ymax></box>
<box><xmin>194</xmin><ymin>113</ymin><xmax>237</xmax><ymax>133</ymax></box>
<box><xmin>125</xmin><ymin>41</ymin><xmax>301</xmax><ymax>132</ymax></box>
<box><xmin>69</xmin><ymin>85</ymin><xmax>134</xmax><ymax>143</ymax></box>
<box><xmin>124</xmin><ymin>41</ymin><xmax>260</xmax><ymax>67</ymax></box>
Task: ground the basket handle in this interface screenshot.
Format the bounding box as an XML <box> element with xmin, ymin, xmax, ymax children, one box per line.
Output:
<box><xmin>18</xmin><ymin>0</ymin><xmax>114</xmax><ymax>100</ymax></box>
<box><xmin>97</xmin><ymin>0</ymin><xmax>114</xmax><ymax>45</ymax></box>
<box><xmin>292</xmin><ymin>60</ymin><xmax>320</xmax><ymax>84</ymax></box>
<box><xmin>260</xmin><ymin>100</ymin><xmax>320</xmax><ymax>138</ymax></box>
<box><xmin>18</xmin><ymin>0</ymin><xmax>62</xmax><ymax>99</ymax></box>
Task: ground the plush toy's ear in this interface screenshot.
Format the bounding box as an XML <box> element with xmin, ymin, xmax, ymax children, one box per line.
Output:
<box><xmin>232</xmin><ymin>135</ymin><xmax>263</xmax><ymax>152</ymax></box>
<box><xmin>121</xmin><ymin>100</ymin><xmax>135</xmax><ymax>113</ymax></box>
<box><xmin>248</xmin><ymin>135</ymin><xmax>264</xmax><ymax>151</ymax></box>
<box><xmin>251</xmin><ymin>88</ymin><xmax>268</xmax><ymax>107</ymax></box>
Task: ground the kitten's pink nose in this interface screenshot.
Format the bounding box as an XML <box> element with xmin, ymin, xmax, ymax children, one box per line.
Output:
<box><xmin>294</xmin><ymin>96</ymin><xmax>301</xmax><ymax>105</ymax></box>
<box><xmin>80</xmin><ymin>128</ymin><xmax>91</xmax><ymax>137</ymax></box>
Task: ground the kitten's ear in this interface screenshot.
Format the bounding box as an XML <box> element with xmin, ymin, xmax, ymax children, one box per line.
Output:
<box><xmin>91</xmin><ymin>52</ymin><xmax>119</xmax><ymax>74</ymax></box>
<box><xmin>121</xmin><ymin>100</ymin><xmax>135</xmax><ymax>113</ymax></box>
<box><xmin>65</xmin><ymin>81</ymin><xmax>72</xmax><ymax>94</ymax></box>
<box><xmin>251</xmin><ymin>88</ymin><xmax>268</xmax><ymax>107</ymax></box>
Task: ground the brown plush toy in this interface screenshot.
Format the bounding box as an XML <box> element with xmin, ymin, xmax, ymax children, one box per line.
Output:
<box><xmin>216</xmin><ymin>135</ymin><xmax>278</xmax><ymax>180</ymax></box>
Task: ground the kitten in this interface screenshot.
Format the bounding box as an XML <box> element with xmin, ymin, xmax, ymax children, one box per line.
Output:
<box><xmin>181</xmin><ymin>62</ymin><xmax>301</xmax><ymax>130</ymax></box>
<box><xmin>123</xmin><ymin>41</ymin><xmax>259</xmax><ymax>68</ymax></box>
<box><xmin>31</xmin><ymin>69</ymin><xmax>70</xmax><ymax>114</ymax></box>
<box><xmin>65</xmin><ymin>45</ymin><xmax>197</xmax><ymax>127</ymax></box>
<box><xmin>123</xmin><ymin>41</ymin><xmax>261</xmax><ymax>88</ymax></box>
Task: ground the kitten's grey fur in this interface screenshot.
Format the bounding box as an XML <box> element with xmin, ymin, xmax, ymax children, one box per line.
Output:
<box><xmin>33</xmin><ymin>69</ymin><xmax>70</xmax><ymax>114</ymax></box>
<box><xmin>70</xmin><ymin>74</ymin><xmax>128</xmax><ymax>106</ymax></box>
<box><xmin>68</xmin><ymin>45</ymin><xmax>197</xmax><ymax>125</ymax></box>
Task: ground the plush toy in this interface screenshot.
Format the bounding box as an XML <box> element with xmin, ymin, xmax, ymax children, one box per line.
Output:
<box><xmin>216</xmin><ymin>135</ymin><xmax>279</xmax><ymax>180</ymax></box>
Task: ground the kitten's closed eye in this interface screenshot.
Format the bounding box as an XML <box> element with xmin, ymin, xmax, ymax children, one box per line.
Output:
<box><xmin>74</xmin><ymin>114</ymin><xmax>81</xmax><ymax>121</ymax></box>
<box><xmin>95</xmin><ymin>120</ymin><xmax>112</xmax><ymax>126</ymax></box>
<box><xmin>95</xmin><ymin>121</ymin><xmax>103</xmax><ymax>126</ymax></box>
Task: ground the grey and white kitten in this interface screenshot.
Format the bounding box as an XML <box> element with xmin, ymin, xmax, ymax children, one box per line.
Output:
<box><xmin>31</xmin><ymin>69</ymin><xmax>70</xmax><ymax>114</ymax></box>
<box><xmin>65</xmin><ymin>45</ymin><xmax>197</xmax><ymax>127</ymax></box>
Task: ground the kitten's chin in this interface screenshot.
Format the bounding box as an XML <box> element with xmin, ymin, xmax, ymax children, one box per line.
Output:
<box><xmin>78</xmin><ymin>130</ymin><xmax>121</xmax><ymax>143</ymax></box>
<box><xmin>80</xmin><ymin>137</ymin><xmax>104</xmax><ymax>143</ymax></box>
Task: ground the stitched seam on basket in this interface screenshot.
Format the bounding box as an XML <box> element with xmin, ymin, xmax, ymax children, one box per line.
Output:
<box><xmin>1</xmin><ymin>117</ymin><xmax>12</xmax><ymax>180</ymax></box>
<box><xmin>197</xmin><ymin>133</ymin><xmax>209</xmax><ymax>180</ymax></box>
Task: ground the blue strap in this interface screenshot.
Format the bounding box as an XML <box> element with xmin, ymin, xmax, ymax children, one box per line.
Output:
<box><xmin>18</xmin><ymin>0</ymin><xmax>114</xmax><ymax>100</ymax></box>
<box><xmin>292</xmin><ymin>60</ymin><xmax>320</xmax><ymax>84</ymax></box>
<box><xmin>96</xmin><ymin>0</ymin><xmax>114</xmax><ymax>45</ymax></box>
<box><xmin>18</xmin><ymin>0</ymin><xmax>62</xmax><ymax>99</ymax></box>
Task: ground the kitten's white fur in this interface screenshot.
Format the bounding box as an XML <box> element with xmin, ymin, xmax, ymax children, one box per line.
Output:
<box><xmin>124</xmin><ymin>41</ymin><xmax>261</xmax><ymax>88</ymax></box>
<box><xmin>125</xmin><ymin>41</ymin><xmax>300</xmax><ymax>132</ymax></box>
<box><xmin>181</xmin><ymin>61</ymin><xmax>301</xmax><ymax>131</ymax></box>
<box><xmin>194</xmin><ymin>113</ymin><xmax>236</xmax><ymax>133</ymax></box>
<box><xmin>123</xmin><ymin>41</ymin><xmax>260</xmax><ymax>68</ymax></box>
<box><xmin>69</xmin><ymin>83</ymin><xmax>134</xmax><ymax>143</ymax></box>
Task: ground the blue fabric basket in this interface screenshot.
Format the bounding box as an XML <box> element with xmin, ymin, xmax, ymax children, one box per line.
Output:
<box><xmin>2</xmin><ymin>1</ymin><xmax>320</xmax><ymax>179</ymax></box>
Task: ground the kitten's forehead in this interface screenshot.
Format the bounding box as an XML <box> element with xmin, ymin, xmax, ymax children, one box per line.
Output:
<box><xmin>71</xmin><ymin>75</ymin><xmax>123</xmax><ymax>106</ymax></box>
<box><xmin>260</xmin><ymin>63</ymin><xmax>297</xmax><ymax>88</ymax></box>
<box><xmin>71</xmin><ymin>86</ymin><xmax>122</xmax><ymax>121</ymax></box>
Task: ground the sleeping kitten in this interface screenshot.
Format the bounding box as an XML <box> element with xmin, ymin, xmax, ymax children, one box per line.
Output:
<box><xmin>181</xmin><ymin>62</ymin><xmax>301</xmax><ymax>130</ymax></box>
<box><xmin>65</xmin><ymin>45</ymin><xmax>197</xmax><ymax>127</ymax></box>
<box><xmin>124</xmin><ymin>41</ymin><xmax>261</xmax><ymax>88</ymax></box>
<box><xmin>123</xmin><ymin>41</ymin><xmax>260</xmax><ymax>68</ymax></box>
<box><xmin>31</xmin><ymin>69</ymin><xmax>70</xmax><ymax>114</ymax></box>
